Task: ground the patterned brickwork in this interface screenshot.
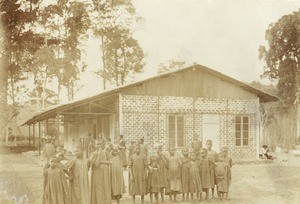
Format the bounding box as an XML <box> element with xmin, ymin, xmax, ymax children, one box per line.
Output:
<box><xmin>122</xmin><ymin>95</ymin><xmax>158</xmax><ymax>113</ymax></box>
<box><xmin>159</xmin><ymin>96</ymin><xmax>193</xmax><ymax>113</ymax></box>
<box><xmin>185</xmin><ymin>114</ymin><xmax>194</xmax><ymax>147</ymax></box>
<box><xmin>228</xmin><ymin>99</ymin><xmax>257</xmax><ymax>114</ymax></box>
<box><xmin>122</xmin><ymin>112</ymin><xmax>159</xmax><ymax>144</ymax></box>
<box><xmin>219</xmin><ymin>114</ymin><xmax>228</xmax><ymax>150</ymax></box>
<box><xmin>195</xmin><ymin>98</ymin><xmax>227</xmax><ymax>114</ymax></box>
<box><xmin>194</xmin><ymin>114</ymin><xmax>203</xmax><ymax>141</ymax></box>
<box><xmin>158</xmin><ymin>114</ymin><xmax>167</xmax><ymax>144</ymax></box>
<box><xmin>121</xmin><ymin>94</ymin><xmax>259</xmax><ymax>158</ymax></box>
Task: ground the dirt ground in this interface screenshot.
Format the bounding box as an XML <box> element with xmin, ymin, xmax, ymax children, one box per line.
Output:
<box><xmin>1</xmin><ymin>148</ymin><xmax>300</xmax><ymax>204</ymax></box>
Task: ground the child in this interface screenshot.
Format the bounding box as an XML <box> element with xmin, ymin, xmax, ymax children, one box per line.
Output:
<box><xmin>218</xmin><ymin>147</ymin><xmax>233</xmax><ymax>199</ymax></box>
<box><xmin>105</xmin><ymin>142</ymin><xmax>113</xmax><ymax>160</ymax></box>
<box><xmin>43</xmin><ymin>157</ymin><xmax>68</xmax><ymax>204</ymax></box>
<box><xmin>215</xmin><ymin>157</ymin><xmax>228</xmax><ymax>201</ymax></box>
<box><xmin>118</xmin><ymin>135</ymin><xmax>128</xmax><ymax>168</ymax></box>
<box><xmin>88</xmin><ymin>139</ymin><xmax>96</xmax><ymax>158</ymax></box>
<box><xmin>192</xmin><ymin>137</ymin><xmax>202</xmax><ymax>159</ymax></box>
<box><xmin>63</xmin><ymin>146</ymin><xmax>90</xmax><ymax>204</ymax></box>
<box><xmin>189</xmin><ymin>152</ymin><xmax>203</xmax><ymax>201</ymax></box>
<box><xmin>167</xmin><ymin>147</ymin><xmax>181</xmax><ymax>202</ymax></box>
<box><xmin>156</xmin><ymin>145</ymin><xmax>168</xmax><ymax>202</ymax></box>
<box><xmin>83</xmin><ymin>132</ymin><xmax>92</xmax><ymax>158</ymax></box>
<box><xmin>129</xmin><ymin>145</ymin><xmax>148</xmax><ymax>204</ymax></box>
<box><xmin>111</xmin><ymin>147</ymin><xmax>125</xmax><ymax>204</ymax></box>
<box><xmin>147</xmin><ymin>156</ymin><xmax>160</xmax><ymax>203</ymax></box>
<box><xmin>199</xmin><ymin>148</ymin><xmax>211</xmax><ymax>200</ymax></box>
<box><xmin>128</xmin><ymin>141</ymin><xmax>136</xmax><ymax>196</ymax></box>
<box><xmin>90</xmin><ymin>140</ymin><xmax>112</xmax><ymax>204</ymax></box>
<box><xmin>259</xmin><ymin>145</ymin><xmax>273</xmax><ymax>159</ymax></box>
<box><xmin>128</xmin><ymin>141</ymin><xmax>136</xmax><ymax>158</ymax></box>
<box><xmin>180</xmin><ymin>147</ymin><xmax>190</xmax><ymax>201</ymax></box>
<box><xmin>206</xmin><ymin>140</ymin><xmax>218</xmax><ymax>198</ymax></box>
<box><xmin>43</xmin><ymin>135</ymin><xmax>55</xmax><ymax>166</ymax></box>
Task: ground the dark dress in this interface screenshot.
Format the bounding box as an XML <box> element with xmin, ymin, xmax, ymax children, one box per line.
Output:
<box><xmin>90</xmin><ymin>150</ymin><xmax>112</xmax><ymax>204</ymax></box>
<box><xmin>157</xmin><ymin>154</ymin><xmax>168</xmax><ymax>189</ymax></box>
<box><xmin>63</xmin><ymin>157</ymin><xmax>90</xmax><ymax>204</ymax></box>
<box><xmin>200</xmin><ymin>156</ymin><xmax>211</xmax><ymax>189</ymax></box>
<box><xmin>43</xmin><ymin>167</ymin><xmax>68</xmax><ymax>204</ymax></box>
<box><xmin>147</xmin><ymin>163</ymin><xmax>160</xmax><ymax>193</ymax></box>
<box><xmin>180</xmin><ymin>157</ymin><xmax>190</xmax><ymax>193</ymax></box>
<box><xmin>129</xmin><ymin>154</ymin><xmax>147</xmax><ymax>195</ymax></box>
<box><xmin>189</xmin><ymin>160</ymin><xmax>203</xmax><ymax>193</ymax></box>
<box><xmin>111</xmin><ymin>156</ymin><xmax>125</xmax><ymax>197</ymax></box>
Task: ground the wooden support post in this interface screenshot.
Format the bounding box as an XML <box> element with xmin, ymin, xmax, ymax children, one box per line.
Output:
<box><xmin>193</xmin><ymin>97</ymin><xmax>195</xmax><ymax>138</ymax></box>
<box><xmin>119</xmin><ymin>93</ymin><xmax>123</xmax><ymax>135</ymax></box>
<box><xmin>46</xmin><ymin>119</ymin><xmax>49</xmax><ymax>135</ymax></box>
<box><xmin>33</xmin><ymin>123</ymin><xmax>35</xmax><ymax>152</ymax></box>
<box><xmin>57</xmin><ymin>114</ymin><xmax>60</xmax><ymax>142</ymax></box>
<box><xmin>157</xmin><ymin>96</ymin><xmax>160</xmax><ymax>142</ymax></box>
<box><xmin>28</xmin><ymin>125</ymin><xmax>31</xmax><ymax>147</ymax></box>
<box><xmin>39</xmin><ymin>122</ymin><xmax>41</xmax><ymax>156</ymax></box>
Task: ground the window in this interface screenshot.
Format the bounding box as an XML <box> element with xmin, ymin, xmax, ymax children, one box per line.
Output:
<box><xmin>168</xmin><ymin>115</ymin><xmax>185</xmax><ymax>147</ymax></box>
<box><xmin>235</xmin><ymin>116</ymin><xmax>249</xmax><ymax>146</ymax></box>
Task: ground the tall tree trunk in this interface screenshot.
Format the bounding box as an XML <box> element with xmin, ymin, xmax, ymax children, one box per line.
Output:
<box><xmin>0</xmin><ymin>54</ymin><xmax>8</xmax><ymax>137</ymax></box>
<box><xmin>57</xmin><ymin>82</ymin><xmax>61</xmax><ymax>103</ymax></box>
<box><xmin>71</xmin><ymin>81</ymin><xmax>74</xmax><ymax>100</ymax></box>
<box><xmin>33</xmin><ymin>73</ymin><xmax>41</xmax><ymax>111</ymax></box>
<box><xmin>121</xmin><ymin>47</ymin><xmax>127</xmax><ymax>85</ymax></box>
<box><xmin>101</xmin><ymin>36</ymin><xmax>107</xmax><ymax>90</ymax></box>
<box><xmin>10</xmin><ymin>73</ymin><xmax>15</xmax><ymax>105</ymax></box>
<box><xmin>67</xmin><ymin>80</ymin><xmax>74</xmax><ymax>101</ymax></box>
<box><xmin>42</xmin><ymin>71</ymin><xmax>48</xmax><ymax>109</ymax></box>
<box><xmin>114</xmin><ymin>49</ymin><xmax>119</xmax><ymax>86</ymax></box>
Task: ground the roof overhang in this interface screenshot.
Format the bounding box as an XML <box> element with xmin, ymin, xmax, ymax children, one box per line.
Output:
<box><xmin>22</xmin><ymin>64</ymin><xmax>278</xmax><ymax>126</ymax></box>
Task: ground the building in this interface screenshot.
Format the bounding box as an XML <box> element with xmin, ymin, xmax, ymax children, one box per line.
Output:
<box><xmin>23</xmin><ymin>64</ymin><xmax>278</xmax><ymax>158</ymax></box>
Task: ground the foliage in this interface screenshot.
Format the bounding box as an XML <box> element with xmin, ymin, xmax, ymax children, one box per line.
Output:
<box><xmin>157</xmin><ymin>60</ymin><xmax>186</xmax><ymax>74</ymax></box>
<box><xmin>0</xmin><ymin>0</ymin><xmax>43</xmax><ymax>135</ymax></box>
<box><xmin>249</xmin><ymin>81</ymin><xmax>278</xmax><ymax>96</ymax></box>
<box><xmin>36</xmin><ymin>0</ymin><xmax>91</xmax><ymax>101</ymax></box>
<box><xmin>259</xmin><ymin>10</ymin><xmax>300</xmax><ymax>108</ymax></box>
<box><xmin>92</xmin><ymin>0</ymin><xmax>145</xmax><ymax>87</ymax></box>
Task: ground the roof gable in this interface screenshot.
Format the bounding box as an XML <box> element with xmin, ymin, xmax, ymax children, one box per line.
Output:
<box><xmin>22</xmin><ymin>64</ymin><xmax>278</xmax><ymax>125</ymax></box>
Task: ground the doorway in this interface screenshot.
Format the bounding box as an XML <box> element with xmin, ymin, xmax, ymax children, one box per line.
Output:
<box><xmin>202</xmin><ymin>114</ymin><xmax>220</xmax><ymax>152</ymax></box>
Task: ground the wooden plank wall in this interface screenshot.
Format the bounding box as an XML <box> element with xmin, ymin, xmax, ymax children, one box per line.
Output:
<box><xmin>122</xmin><ymin>69</ymin><xmax>257</xmax><ymax>99</ymax></box>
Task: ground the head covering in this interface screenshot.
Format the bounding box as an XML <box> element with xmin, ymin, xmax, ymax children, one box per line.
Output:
<box><xmin>112</xmin><ymin>146</ymin><xmax>119</xmax><ymax>153</ymax></box>
<box><xmin>150</xmin><ymin>155</ymin><xmax>157</xmax><ymax>162</ymax></box>
<box><xmin>43</xmin><ymin>135</ymin><xmax>52</xmax><ymax>140</ymax></box>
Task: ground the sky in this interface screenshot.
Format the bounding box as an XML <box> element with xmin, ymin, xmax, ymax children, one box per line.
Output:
<box><xmin>77</xmin><ymin>0</ymin><xmax>300</xmax><ymax>100</ymax></box>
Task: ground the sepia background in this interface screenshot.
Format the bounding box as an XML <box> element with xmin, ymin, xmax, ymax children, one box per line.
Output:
<box><xmin>1</xmin><ymin>0</ymin><xmax>300</xmax><ymax>203</ymax></box>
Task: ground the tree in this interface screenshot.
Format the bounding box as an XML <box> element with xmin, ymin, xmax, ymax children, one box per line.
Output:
<box><xmin>157</xmin><ymin>60</ymin><xmax>186</xmax><ymax>74</ymax></box>
<box><xmin>249</xmin><ymin>81</ymin><xmax>278</xmax><ymax>96</ymax></box>
<box><xmin>38</xmin><ymin>0</ymin><xmax>91</xmax><ymax>101</ymax></box>
<box><xmin>100</xmin><ymin>28</ymin><xmax>145</xmax><ymax>86</ymax></box>
<box><xmin>259</xmin><ymin>10</ymin><xmax>300</xmax><ymax>109</ymax></box>
<box><xmin>0</xmin><ymin>0</ymin><xmax>43</xmax><ymax>136</ymax></box>
<box><xmin>92</xmin><ymin>0</ymin><xmax>145</xmax><ymax>88</ymax></box>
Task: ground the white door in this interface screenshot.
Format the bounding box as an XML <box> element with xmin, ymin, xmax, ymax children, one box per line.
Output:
<box><xmin>202</xmin><ymin>114</ymin><xmax>220</xmax><ymax>152</ymax></box>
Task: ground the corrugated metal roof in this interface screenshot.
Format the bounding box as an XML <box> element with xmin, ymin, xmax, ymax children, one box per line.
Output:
<box><xmin>22</xmin><ymin>64</ymin><xmax>278</xmax><ymax>125</ymax></box>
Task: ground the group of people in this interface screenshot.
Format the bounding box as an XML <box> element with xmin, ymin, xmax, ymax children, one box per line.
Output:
<box><xmin>42</xmin><ymin>133</ymin><xmax>233</xmax><ymax>204</ymax></box>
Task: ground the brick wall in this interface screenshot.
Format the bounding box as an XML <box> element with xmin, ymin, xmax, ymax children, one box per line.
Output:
<box><xmin>121</xmin><ymin>94</ymin><xmax>259</xmax><ymax>158</ymax></box>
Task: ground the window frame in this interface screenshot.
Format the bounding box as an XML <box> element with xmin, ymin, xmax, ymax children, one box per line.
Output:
<box><xmin>235</xmin><ymin>115</ymin><xmax>250</xmax><ymax>147</ymax></box>
<box><xmin>168</xmin><ymin>115</ymin><xmax>185</xmax><ymax>148</ymax></box>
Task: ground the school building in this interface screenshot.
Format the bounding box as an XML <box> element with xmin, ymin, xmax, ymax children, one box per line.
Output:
<box><xmin>23</xmin><ymin>64</ymin><xmax>278</xmax><ymax>159</ymax></box>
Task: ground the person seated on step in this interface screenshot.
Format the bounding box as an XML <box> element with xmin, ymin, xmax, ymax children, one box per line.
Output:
<box><xmin>259</xmin><ymin>145</ymin><xmax>273</xmax><ymax>159</ymax></box>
